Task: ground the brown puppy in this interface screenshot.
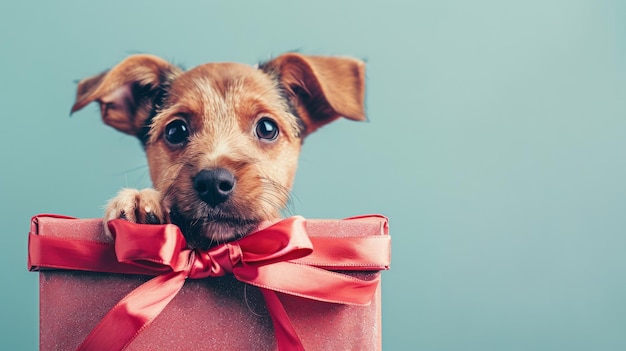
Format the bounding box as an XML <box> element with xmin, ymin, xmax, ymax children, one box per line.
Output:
<box><xmin>71</xmin><ymin>53</ymin><xmax>366</xmax><ymax>248</ymax></box>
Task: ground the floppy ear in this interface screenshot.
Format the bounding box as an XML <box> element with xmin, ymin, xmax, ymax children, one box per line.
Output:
<box><xmin>261</xmin><ymin>53</ymin><xmax>366</xmax><ymax>136</ymax></box>
<box><xmin>70</xmin><ymin>54</ymin><xmax>181</xmax><ymax>138</ymax></box>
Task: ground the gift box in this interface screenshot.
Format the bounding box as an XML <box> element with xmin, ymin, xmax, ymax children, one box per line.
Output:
<box><xmin>28</xmin><ymin>214</ymin><xmax>390</xmax><ymax>350</ymax></box>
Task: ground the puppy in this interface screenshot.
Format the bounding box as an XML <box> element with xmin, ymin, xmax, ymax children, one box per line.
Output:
<box><xmin>71</xmin><ymin>53</ymin><xmax>366</xmax><ymax>248</ymax></box>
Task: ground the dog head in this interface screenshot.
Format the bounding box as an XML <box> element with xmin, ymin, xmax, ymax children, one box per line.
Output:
<box><xmin>71</xmin><ymin>53</ymin><xmax>366</xmax><ymax>247</ymax></box>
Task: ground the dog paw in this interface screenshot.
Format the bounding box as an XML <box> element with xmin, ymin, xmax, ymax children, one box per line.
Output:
<box><xmin>103</xmin><ymin>188</ymin><xmax>168</xmax><ymax>238</ymax></box>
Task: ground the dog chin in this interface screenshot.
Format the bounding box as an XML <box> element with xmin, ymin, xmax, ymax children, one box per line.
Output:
<box><xmin>169</xmin><ymin>208</ymin><xmax>259</xmax><ymax>249</ymax></box>
<box><xmin>198</xmin><ymin>220</ymin><xmax>259</xmax><ymax>248</ymax></box>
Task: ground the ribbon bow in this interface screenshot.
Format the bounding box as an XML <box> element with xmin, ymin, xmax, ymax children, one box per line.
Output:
<box><xmin>28</xmin><ymin>215</ymin><xmax>390</xmax><ymax>351</ymax></box>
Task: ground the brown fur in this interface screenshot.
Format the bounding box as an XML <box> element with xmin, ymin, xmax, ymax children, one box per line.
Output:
<box><xmin>71</xmin><ymin>53</ymin><xmax>366</xmax><ymax>248</ymax></box>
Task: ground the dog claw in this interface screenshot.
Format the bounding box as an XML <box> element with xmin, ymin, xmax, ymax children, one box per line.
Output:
<box><xmin>103</xmin><ymin>188</ymin><xmax>166</xmax><ymax>239</ymax></box>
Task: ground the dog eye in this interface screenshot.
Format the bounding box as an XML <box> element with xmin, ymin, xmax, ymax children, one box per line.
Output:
<box><xmin>164</xmin><ymin>119</ymin><xmax>190</xmax><ymax>146</ymax></box>
<box><xmin>255</xmin><ymin>118</ymin><xmax>279</xmax><ymax>141</ymax></box>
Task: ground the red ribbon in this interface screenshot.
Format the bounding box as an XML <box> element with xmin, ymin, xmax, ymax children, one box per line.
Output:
<box><xmin>28</xmin><ymin>216</ymin><xmax>390</xmax><ymax>351</ymax></box>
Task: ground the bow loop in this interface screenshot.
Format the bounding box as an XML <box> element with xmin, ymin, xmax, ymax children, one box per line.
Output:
<box><xmin>235</xmin><ymin>216</ymin><xmax>313</xmax><ymax>265</ymax></box>
<box><xmin>109</xmin><ymin>219</ymin><xmax>189</xmax><ymax>273</ymax></box>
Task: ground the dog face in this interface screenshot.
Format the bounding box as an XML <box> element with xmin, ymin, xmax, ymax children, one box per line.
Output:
<box><xmin>145</xmin><ymin>63</ymin><xmax>305</xmax><ymax>246</ymax></box>
<box><xmin>71</xmin><ymin>53</ymin><xmax>366</xmax><ymax>247</ymax></box>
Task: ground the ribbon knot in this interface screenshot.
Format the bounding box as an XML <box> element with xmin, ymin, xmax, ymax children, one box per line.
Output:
<box><xmin>188</xmin><ymin>243</ymin><xmax>242</xmax><ymax>279</ymax></box>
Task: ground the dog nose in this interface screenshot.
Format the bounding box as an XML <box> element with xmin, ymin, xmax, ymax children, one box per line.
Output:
<box><xmin>193</xmin><ymin>168</ymin><xmax>236</xmax><ymax>207</ymax></box>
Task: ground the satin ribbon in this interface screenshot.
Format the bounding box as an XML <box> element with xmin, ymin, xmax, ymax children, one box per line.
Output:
<box><xmin>28</xmin><ymin>215</ymin><xmax>390</xmax><ymax>351</ymax></box>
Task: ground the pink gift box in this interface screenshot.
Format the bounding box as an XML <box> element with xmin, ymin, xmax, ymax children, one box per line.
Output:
<box><xmin>29</xmin><ymin>214</ymin><xmax>390</xmax><ymax>350</ymax></box>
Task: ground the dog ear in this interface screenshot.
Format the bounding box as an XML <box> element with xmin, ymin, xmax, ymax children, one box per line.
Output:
<box><xmin>262</xmin><ymin>53</ymin><xmax>366</xmax><ymax>136</ymax></box>
<box><xmin>70</xmin><ymin>54</ymin><xmax>180</xmax><ymax>137</ymax></box>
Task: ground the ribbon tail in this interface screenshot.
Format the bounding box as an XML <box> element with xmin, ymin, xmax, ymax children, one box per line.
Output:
<box><xmin>77</xmin><ymin>271</ymin><xmax>186</xmax><ymax>351</ymax></box>
<box><xmin>260</xmin><ymin>288</ymin><xmax>305</xmax><ymax>351</ymax></box>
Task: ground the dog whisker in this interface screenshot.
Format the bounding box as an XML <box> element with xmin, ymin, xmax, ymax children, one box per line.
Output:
<box><xmin>113</xmin><ymin>164</ymin><xmax>149</xmax><ymax>176</ymax></box>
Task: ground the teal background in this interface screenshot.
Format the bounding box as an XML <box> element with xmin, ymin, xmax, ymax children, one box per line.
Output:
<box><xmin>1</xmin><ymin>1</ymin><xmax>625</xmax><ymax>350</ymax></box>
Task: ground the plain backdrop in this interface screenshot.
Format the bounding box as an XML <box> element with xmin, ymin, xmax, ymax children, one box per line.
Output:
<box><xmin>1</xmin><ymin>1</ymin><xmax>625</xmax><ymax>350</ymax></box>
